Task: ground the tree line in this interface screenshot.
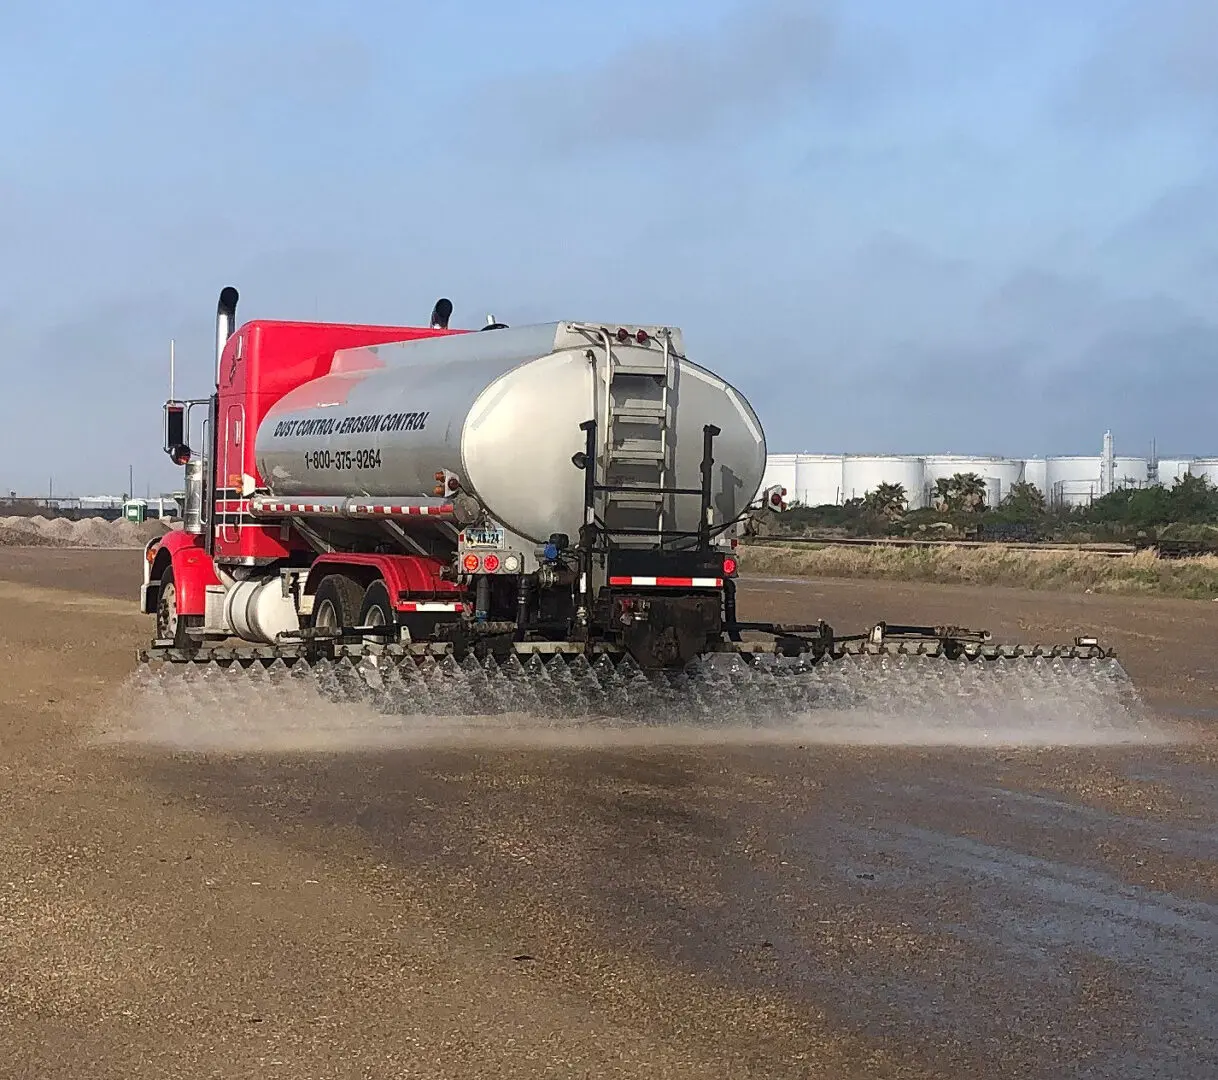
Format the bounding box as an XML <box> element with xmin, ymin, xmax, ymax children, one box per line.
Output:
<box><xmin>777</xmin><ymin>471</ymin><xmax>1218</xmax><ymax>543</ymax></box>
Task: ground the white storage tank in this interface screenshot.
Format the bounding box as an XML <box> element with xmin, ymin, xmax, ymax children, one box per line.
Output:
<box><xmin>923</xmin><ymin>455</ymin><xmax>1025</xmax><ymax>508</ymax></box>
<box><xmin>762</xmin><ymin>454</ymin><xmax>799</xmax><ymax>504</ymax></box>
<box><xmin>1189</xmin><ymin>458</ymin><xmax>1218</xmax><ymax>485</ymax></box>
<box><xmin>841</xmin><ymin>455</ymin><xmax>927</xmax><ymax>508</ymax></box>
<box><xmin>1154</xmin><ymin>459</ymin><xmax>1194</xmax><ymax>486</ymax></box>
<box><xmin>1111</xmin><ymin>457</ymin><xmax>1150</xmax><ymax>491</ymax></box>
<box><xmin>1023</xmin><ymin>458</ymin><xmax>1048</xmax><ymax>499</ymax></box>
<box><xmin>1045</xmin><ymin>456</ymin><xmax>1102</xmax><ymax>507</ymax></box>
<box><xmin>792</xmin><ymin>453</ymin><xmax>845</xmax><ymax>506</ymax></box>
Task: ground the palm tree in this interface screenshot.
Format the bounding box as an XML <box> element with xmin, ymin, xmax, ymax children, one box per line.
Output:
<box><xmin>932</xmin><ymin>477</ymin><xmax>954</xmax><ymax>510</ymax></box>
<box><xmin>1001</xmin><ymin>481</ymin><xmax>1045</xmax><ymax>515</ymax></box>
<box><xmin>954</xmin><ymin>472</ymin><xmax>988</xmax><ymax>512</ymax></box>
<box><xmin>862</xmin><ymin>482</ymin><xmax>908</xmax><ymax>521</ymax></box>
<box><xmin>934</xmin><ymin>472</ymin><xmax>988</xmax><ymax>513</ymax></box>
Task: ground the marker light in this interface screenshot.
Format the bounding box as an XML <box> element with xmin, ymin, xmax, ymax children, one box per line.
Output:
<box><xmin>723</xmin><ymin>555</ymin><xmax>738</xmax><ymax>577</ymax></box>
<box><xmin>635</xmin><ymin>329</ymin><xmax>650</xmax><ymax>345</ymax></box>
<box><xmin>503</xmin><ymin>554</ymin><xmax>521</xmax><ymax>573</ymax></box>
<box><xmin>616</xmin><ymin>327</ymin><xmax>630</xmax><ymax>343</ymax></box>
<box><xmin>482</xmin><ymin>554</ymin><xmax>501</xmax><ymax>573</ymax></box>
<box><xmin>462</xmin><ymin>554</ymin><xmax>480</xmax><ymax>572</ymax></box>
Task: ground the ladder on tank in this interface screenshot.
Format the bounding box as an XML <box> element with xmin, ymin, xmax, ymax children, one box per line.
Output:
<box><xmin>599</xmin><ymin>330</ymin><xmax>675</xmax><ymax>546</ymax></box>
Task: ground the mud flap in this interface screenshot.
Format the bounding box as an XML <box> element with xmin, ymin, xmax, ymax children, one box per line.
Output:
<box><xmin>610</xmin><ymin>594</ymin><xmax>722</xmax><ymax>670</ymax></box>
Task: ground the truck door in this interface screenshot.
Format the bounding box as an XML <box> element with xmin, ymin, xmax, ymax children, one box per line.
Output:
<box><xmin>219</xmin><ymin>403</ymin><xmax>246</xmax><ymax>545</ymax></box>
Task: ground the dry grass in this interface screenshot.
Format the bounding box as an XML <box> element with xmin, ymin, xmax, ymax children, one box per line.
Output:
<box><xmin>740</xmin><ymin>542</ymin><xmax>1218</xmax><ymax>599</ymax></box>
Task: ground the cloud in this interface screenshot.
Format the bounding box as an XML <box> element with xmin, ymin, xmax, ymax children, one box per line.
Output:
<box><xmin>739</xmin><ymin>243</ymin><xmax>1218</xmax><ymax>458</ymax></box>
<box><xmin>1056</xmin><ymin>0</ymin><xmax>1218</xmax><ymax>131</ymax></box>
<box><xmin>463</xmin><ymin>1</ymin><xmax>836</xmax><ymax>153</ymax></box>
<box><xmin>104</xmin><ymin>21</ymin><xmax>377</xmax><ymax>139</ymax></box>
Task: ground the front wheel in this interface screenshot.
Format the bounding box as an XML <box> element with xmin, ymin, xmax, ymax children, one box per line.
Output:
<box><xmin>156</xmin><ymin>567</ymin><xmax>203</xmax><ymax>650</ymax></box>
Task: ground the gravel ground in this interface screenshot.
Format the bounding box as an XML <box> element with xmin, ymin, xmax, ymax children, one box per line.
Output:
<box><xmin>1</xmin><ymin>551</ymin><xmax>1216</xmax><ymax>1079</ymax></box>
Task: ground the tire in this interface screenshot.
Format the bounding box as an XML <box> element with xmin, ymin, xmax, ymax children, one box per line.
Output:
<box><xmin>357</xmin><ymin>580</ymin><xmax>396</xmax><ymax>631</ymax></box>
<box><xmin>156</xmin><ymin>567</ymin><xmax>203</xmax><ymax>650</ymax></box>
<box><xmin>311</xmin><ymin>574</ymin><xmax>365</xmax><ymax>632</ymax></box>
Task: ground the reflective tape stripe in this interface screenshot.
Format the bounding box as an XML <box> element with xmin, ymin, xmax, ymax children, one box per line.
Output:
<box><xmin>252</xmin><ymin>500</ymin><xmax>455</xmax><ymax>517</ymax></box>
<box><xmin>608</xmin><ymin>576</ymin><xmax>723</xmax><ymax>588</ymax></box>
<box><xmin>397</xmin><ymin>602</ymin><xmax>464</xmax><ymax>612</ymax></box>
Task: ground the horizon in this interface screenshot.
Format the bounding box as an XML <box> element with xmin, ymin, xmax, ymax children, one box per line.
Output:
<box><xmin>3</xmin><ymin>0</ymin><xmax>1216</xmax><ymax>494</ymax></box>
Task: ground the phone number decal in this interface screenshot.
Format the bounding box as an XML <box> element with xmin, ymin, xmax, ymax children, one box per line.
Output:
<box><xmin>303</xmin><ymin>448</ymin><xmax>383</xmax><ymax>471</ymax></box>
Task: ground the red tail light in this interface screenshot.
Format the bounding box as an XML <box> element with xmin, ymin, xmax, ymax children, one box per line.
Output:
<box><xmin>482</xmin><ymin>554</ymin><xmax>501</xmax><ymax>573</ymax></box>
<box><xmin>723</xmin><ymin>555</ymin><xmax>738</xmax><ymax>577</ymax></box>
<box><xmin>462</xmin><ymin>554</ymin><xmax>480</xmax><ymax>572</ymax></box>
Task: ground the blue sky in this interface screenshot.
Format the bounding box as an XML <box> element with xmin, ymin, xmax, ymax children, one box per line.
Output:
<box><xmin>3</xmin><ymin>0</ymin><xmax>1217</xmax><ymax>496</ymax></box>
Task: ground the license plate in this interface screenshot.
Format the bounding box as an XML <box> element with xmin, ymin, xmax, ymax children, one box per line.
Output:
<box><xmin>464</xmin><ymin>526</ymin><xmax>504</xmax><ymax>548</ymax></box>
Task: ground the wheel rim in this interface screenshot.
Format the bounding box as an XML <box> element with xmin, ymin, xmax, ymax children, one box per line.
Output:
<box><xmin>314</xmin><ymin>598</ymin><xmax>339</xmax><ymax>630</ymax></box>
<box><xmin>158</xmin><ymin>582</ymin><xmax>178</xmax><ymax>639</ymax></box>
<box><xmin>365</xmin><ymin>604</ymin><xmax>386</xmax><ymax>628</ymax></box>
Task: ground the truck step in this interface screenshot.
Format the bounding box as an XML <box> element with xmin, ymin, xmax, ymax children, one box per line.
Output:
<box><xmin>611</xmin><ymin>357</ymin><xmax>669</xmax><ymax>377</ymax></box>
<box><xmin>605</xmin><ymin>489</ymin><xmax>665</xmax><ymax>505</ymax></box>
<box><xmin>611</xmin><ymin>409</ymin><xmax>667</xmax><ymax>425</ymax></box>
<box><xmin>607</xmin><ymin>442</ymin><xmax>666</xmax><ymax>462</ymax></box>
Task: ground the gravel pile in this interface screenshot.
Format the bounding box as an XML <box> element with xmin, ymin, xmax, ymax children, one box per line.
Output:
<box><xmin>0</xmin><ymin>515</ymin><xmax>178</xmax><ymax>549</ymax></box>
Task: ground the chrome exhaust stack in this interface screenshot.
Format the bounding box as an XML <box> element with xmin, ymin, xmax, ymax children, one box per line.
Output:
<box><xmin>215</xmin><ymin>286</ymin><xmax>239</xmax><ymax>384</ymax></box>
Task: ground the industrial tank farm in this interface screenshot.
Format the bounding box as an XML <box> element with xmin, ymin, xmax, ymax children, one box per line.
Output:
<box><xmin>759</xmin><ymin>438</ymin><xmax>1206</xmax><ymax>509</ymax></box>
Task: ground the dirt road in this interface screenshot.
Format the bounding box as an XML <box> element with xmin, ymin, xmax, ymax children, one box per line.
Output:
<box><xmin>2</xmin><ymin>549</ymin><xmax>1216</xmax><ymax>1079</ymax></box>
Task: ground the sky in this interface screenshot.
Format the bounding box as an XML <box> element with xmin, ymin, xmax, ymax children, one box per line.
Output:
<box><xmin>3</xmin><ymin>0</ymin><xmax>1217</xmax><ymax>496</ymax></box>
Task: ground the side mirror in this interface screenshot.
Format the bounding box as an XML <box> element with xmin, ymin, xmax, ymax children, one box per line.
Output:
<box><xmin>164</xmin><ymin>403</ymin><xmax>190</xmax><ymax>463</ymax></box>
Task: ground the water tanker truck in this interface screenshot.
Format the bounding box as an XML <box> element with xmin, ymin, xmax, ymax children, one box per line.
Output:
<box><xmin>137</xmin><ymin>288</ymin><xmax>1130</xmax><ymax>720</ymax></box>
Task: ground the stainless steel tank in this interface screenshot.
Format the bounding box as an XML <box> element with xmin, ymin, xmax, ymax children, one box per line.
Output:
<box><xmin>254</xmin><ymin>322</ymin><xmax>766</xmax><ymax>544</ymax></box>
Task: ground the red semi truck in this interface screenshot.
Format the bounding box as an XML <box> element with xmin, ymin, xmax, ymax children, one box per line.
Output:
<box><xmin>139</xmin><ymin>287</ymin><xmax>1102</xmax><ymax>686</ymax></box>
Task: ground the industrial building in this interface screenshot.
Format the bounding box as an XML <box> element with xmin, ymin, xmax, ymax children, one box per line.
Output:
<box><xmin>762</xmin><ymin>433</ymin><xmax>1218</xmax><ymax>510</ymax></box>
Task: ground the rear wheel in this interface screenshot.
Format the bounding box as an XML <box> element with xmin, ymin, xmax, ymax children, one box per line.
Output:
<box><xmin>156</xmin><ymin>567</ymin><xmax>203</xmax><ymax>650</ymax></box>
<box><xmin>311</xmin><ymin>574</ymin><xmax>364</xmax><ymax>632</ymax></box>
<box><xmin>357</xmin><ymin>580</ymin><xmax>396</xmax><ymax>632</ymax></box>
